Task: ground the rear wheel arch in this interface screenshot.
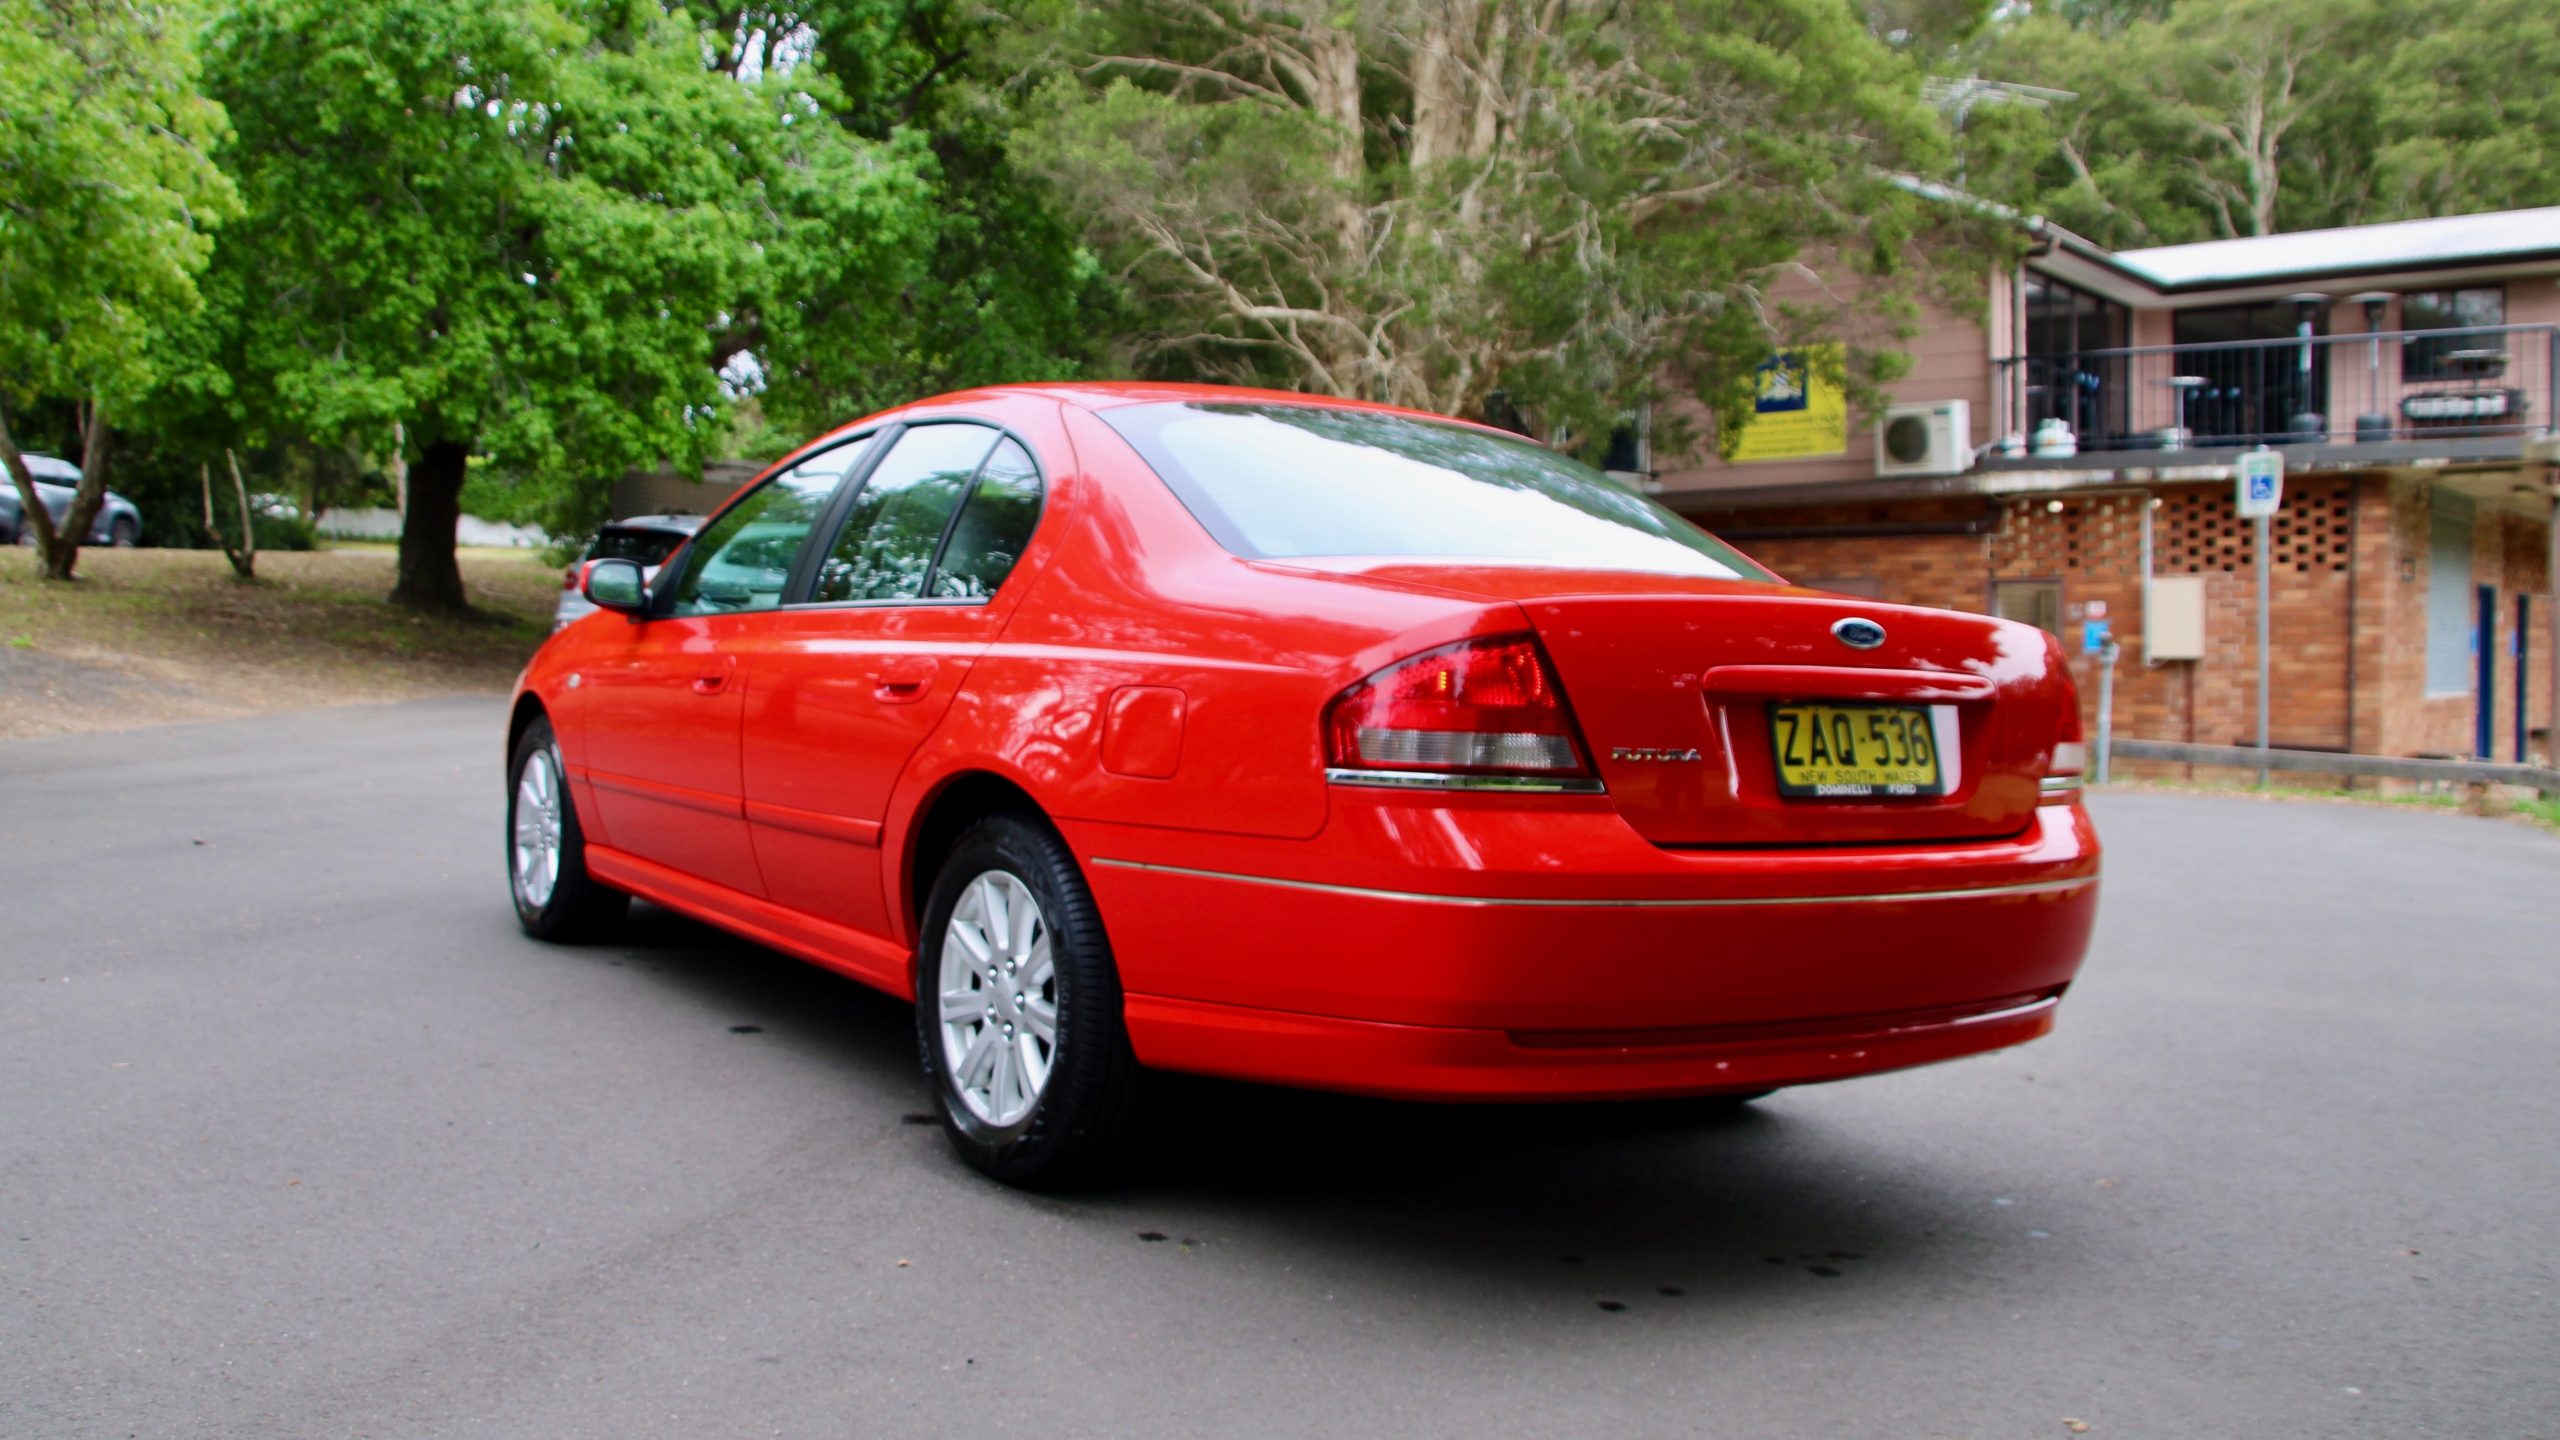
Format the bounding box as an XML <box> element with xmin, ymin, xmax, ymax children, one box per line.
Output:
<box><xmin>903</xmin><ymin>771</ymin><xmax>1048</xmax><ymax>942</ymax></box>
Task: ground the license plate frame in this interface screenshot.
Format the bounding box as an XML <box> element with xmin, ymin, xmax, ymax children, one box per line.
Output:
<box><xmin>1768</xmin><ymin>702</ymin><xmax>1946</xmax><ymax>799</ymax></box>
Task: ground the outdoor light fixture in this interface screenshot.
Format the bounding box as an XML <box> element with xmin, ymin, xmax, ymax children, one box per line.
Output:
<box><xmin>2350</xmin><ymin>291</ymin><xmax>2394</xmax><ymax>442</ymax></box>
<box><xmin>2283</xmin><ymin>293</ymin><xmax>2331</xmax><ymax>439</ymax></box>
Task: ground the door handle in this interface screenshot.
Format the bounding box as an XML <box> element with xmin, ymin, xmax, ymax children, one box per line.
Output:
<box><xmin>691</xmin><ymin>669</ymin><xmax>730</xmax><ymax>696</ymax></box>
<box><xmin>871</xmin><ymin>657</ymin><xmax>939</xmax><ymax>705</ymax></box>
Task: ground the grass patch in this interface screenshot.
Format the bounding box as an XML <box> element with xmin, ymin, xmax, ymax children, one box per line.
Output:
<box><xmin>0</xmin><ymin>545</ymin><xmax>561</xmax><ymax>738</ymax></box>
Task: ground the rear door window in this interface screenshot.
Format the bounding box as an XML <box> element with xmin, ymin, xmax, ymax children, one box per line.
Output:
<box><xmin>812</xmin><ymin>423</ymin><xmax>1000</xmax><ymax>603</ymax></box>
<box><xmin>928</xmin><ymin>439</ymin><xmax>1043</xmax><ymax>599</ymax></box>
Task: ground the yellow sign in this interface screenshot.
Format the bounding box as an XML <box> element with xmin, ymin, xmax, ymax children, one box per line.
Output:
<box><xmin>1730</xmin><ymin>344</ymin><xmax>1848</xmax><ymax>462</ymax></box>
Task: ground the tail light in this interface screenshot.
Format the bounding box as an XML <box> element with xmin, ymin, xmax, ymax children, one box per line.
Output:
<box><xmin>1324</xmin><ymin>634</ymin><xmax>1594</xmax><ymax>782</ymax></box>
<box><xmin>562</xmin><ymin>564</ymin><xmax>582</xmax><ymax>591</ymax></box>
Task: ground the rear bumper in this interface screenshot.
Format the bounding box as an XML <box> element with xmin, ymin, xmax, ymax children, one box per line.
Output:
<box><xmin>1073</xmin><ymin>796</ymin><xmax>2099</xmax><ymax>1100</ymax></box>
<box><xmin>1124</xmin><ymin>987</ymin><xmax>2064</xmax><ymax>1102</ymax></box>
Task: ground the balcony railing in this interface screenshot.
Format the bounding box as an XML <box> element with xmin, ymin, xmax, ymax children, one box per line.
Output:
<box><xmin>1991</xmin><ymin>323</ymin><xmax>2559</xmax><ymax>456</ymax></box>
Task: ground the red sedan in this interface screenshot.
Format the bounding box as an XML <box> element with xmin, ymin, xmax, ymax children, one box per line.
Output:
<box><xmin>506</xmin><ymin>384</ymin><xmax>2099</xmax><ymax>1186</ymax></box>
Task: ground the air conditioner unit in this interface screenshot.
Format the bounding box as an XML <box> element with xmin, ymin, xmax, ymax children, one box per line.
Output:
<box><xmin>1874</xmin><ymin>400</ymin><xmax>1971</xmax><ymax>478</ymax></box>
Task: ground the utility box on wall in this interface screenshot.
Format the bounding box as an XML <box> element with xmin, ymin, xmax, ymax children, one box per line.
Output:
<box><xmin>2146</xmin><ymin>576</ymin><xmax>2207</xmax><ymax>662</ymax></box>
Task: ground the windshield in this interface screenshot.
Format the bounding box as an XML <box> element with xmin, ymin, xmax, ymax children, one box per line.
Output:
<box><xmin>1100</xmin><ymin>402</ymin><xmax>1772</xmax><ymax>581</ymax></box>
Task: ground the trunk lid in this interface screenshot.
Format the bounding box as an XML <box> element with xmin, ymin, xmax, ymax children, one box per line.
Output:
<box><xmin>1296</xmin><ymin>565</ymin><xmax>2067</xmax><ymax>847</ymax></box>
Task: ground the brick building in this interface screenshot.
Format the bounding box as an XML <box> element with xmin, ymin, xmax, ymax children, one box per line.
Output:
<box><xmin>1645</xmin><ymin>206</ymin><xmax>2560</xmax><ymax>767</ymax></box>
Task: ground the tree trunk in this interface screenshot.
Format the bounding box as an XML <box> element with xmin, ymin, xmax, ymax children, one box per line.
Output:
<box><xmin>41</xmin><ymin>416</ymin><xmax>113</xmax><ymax>581</ymax></box>
<box><xmin>390</xmin><ymin>438</ymin><xmax>471</xmax><ymax>612</ymax></box>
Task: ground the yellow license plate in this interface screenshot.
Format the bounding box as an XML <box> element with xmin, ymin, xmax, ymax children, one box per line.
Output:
<box><xmin>1769</xmin><ymin>703</ymin><xmax>1944</xmax><ymax>798</ymax></box>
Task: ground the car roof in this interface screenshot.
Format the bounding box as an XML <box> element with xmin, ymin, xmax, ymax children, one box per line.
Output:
<box><xmin>16</xmin><ymin>453</ymin><xmax>83</xmax><ymax>483</ymax></box>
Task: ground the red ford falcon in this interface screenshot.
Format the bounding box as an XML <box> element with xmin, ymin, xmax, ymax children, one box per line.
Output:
<box><xmin>505</xmin><ymin>384</ymin><xmax>2099</xmax><ymax>1187</ymax></box>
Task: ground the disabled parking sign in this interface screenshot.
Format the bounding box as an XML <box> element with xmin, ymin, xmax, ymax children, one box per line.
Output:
<box><xmin>2236</xmin><ymin>448</ymin><xmax>2284</xmax><ymax>519</ymax></box>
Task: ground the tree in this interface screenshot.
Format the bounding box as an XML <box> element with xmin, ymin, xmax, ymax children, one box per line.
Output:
<box><xmin>203</xmin><ymin>0</ymin><xmax>926</xmax><ymax>611</ymax></box>
<box><xmin>1964</xmin><ymin>0</ymin><xmax>2560</xmax><ymax>246</ymax></box>
<box><xmin>1003</xmin><ymin>0</ymin><xmax>1960</xmax><ymax>454</ymax></box>
<box><xmin>703</xmin><ymin>2</ymin><xmax>1117</xmax><ymax>437</ymax></box>
<box><xmin>2372</xmin><ymin>0</ymin><xmax>2560</xmax><ymax>218</ymax></box>
<box><xmin>0</xmin><ymin>0</ymin><xmax>236</xmax><ymax>580</ymax></box>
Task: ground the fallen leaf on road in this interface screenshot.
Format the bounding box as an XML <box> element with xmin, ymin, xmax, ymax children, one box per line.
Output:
<box><xmin>2064</xmin><ymin>1420</ymin><xmax>2090</xmax><ymax>1434</ymax></box>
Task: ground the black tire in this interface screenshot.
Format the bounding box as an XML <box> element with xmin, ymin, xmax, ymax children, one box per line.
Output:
<box><xmin>506</xmin><ymin>716</ymin><xmax>628</xmax><ymax>942</ymax></box>
<box><xmin>109</xmin><ymin>516</ymin><xmax>138</xmax><ymax>548</ymax></box>
<box><xmin>916</xmin><ymin>812</ymin><xmax>1150</xmax><ymax>1189</ymax></box>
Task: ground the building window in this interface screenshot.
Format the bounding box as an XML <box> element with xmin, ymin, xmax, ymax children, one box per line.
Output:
<box><xmin>2172</xmin><ymin>302</ymin><xmax>2328</xmax><ymax>444</ymax></box>
<box><xmin>2424</xmin><ymin>489</ymin><xmax>2476</xmax><ymax>696</ymax></box>
<box><xmin>2402</xmin><ymin>288</ymin><xmax>2506</xmax><ymax>380</ymax></box>
<box><xmin>1992</xmin><ymin>578</ymin><xmax>2063</xmax><ymax>636</ymax></box>
<box><xmin>1601</xmin><ymin>406</ymin><xmax>1651</xmax><ymax>482</ymax></box>
<box><xmin>2022</xmin><ymin>275</ymin><xmax>2129</xmax><ymax>446</ymax></box>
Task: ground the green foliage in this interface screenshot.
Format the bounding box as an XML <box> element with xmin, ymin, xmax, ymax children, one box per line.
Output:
<box><xmin>0</xmin><ymin>0</ymin><xmax>239</xmax><ymax>412</ymax></box>
<box><xmin>669</xmin><ymin>4</ymin><xmax>1113</xmax><ymax>440</ymax></box>
<box><xmin>204</xmin><ymin>0</ymin><xmax>786</xmax><ymax>506</ymax></box>
<box><xmin>0</xmin><ymin>0</ymin><xmax>237</xmax><ymax>576</ymax></box>
<box><xmin>1964</xmin><ymin>0</ymin><xmax>2560</xmax><ymax>245</ymax></box>
<box><xmin>2372</xmin><ymin>0</ymin><xmax>2560</xmax><ymax>218</ymax></box>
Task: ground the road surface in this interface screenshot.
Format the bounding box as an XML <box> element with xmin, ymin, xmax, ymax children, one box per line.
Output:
<box><xmin>5</xmin><ymin>698</ymin><xmax>2555</xmax><ymax>1436</ymax></box>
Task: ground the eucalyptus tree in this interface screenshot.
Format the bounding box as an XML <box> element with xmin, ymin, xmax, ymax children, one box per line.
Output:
<box><xmin>0</xmin><ymin>0</ymin><xmax>235</xmax><ymax>580</ymax></box>
<box><xmin>1004</xmin><ymin>0</ymin><xmax>1957</xmax><ymax>455</ymax></box>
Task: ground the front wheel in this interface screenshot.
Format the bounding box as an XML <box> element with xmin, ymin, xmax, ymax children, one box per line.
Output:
<box><xmin>917</xmin><ymin>813</ymin><xmax>1149</xmax><ymax>1188</ymax></box>
<box><xmin>507</xmin><ymin>716</ymin><xmax>628</xmax><ymax>941</ymax></box>
<box><xmin>109</xmin><ymin>516</ymin><xmax>138</xmax><ymax>547</ymax></box>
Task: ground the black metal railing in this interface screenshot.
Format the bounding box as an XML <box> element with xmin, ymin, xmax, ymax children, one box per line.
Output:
<box><xmin>1992</xmin><ymin>323</ymin><xmax>2560</xmax><ymax>454</ymax></box>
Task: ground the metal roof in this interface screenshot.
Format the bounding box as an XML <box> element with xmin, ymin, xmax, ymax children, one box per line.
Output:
<box><xmin>2115</xmin><ymin>207</ymin><xmax>2560</xmax><ymax>288</ymax></box>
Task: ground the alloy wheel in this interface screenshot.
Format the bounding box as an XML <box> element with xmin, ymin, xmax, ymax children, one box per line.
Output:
<box><xmin>511</xmin><ymin>746</ymin><xmax>565</xmax><ymax>909</ymax></box>
<box><xmin>936</xmin><ymin>870</ymin><xmax>1057</xmax><ymax>1127</ymax></box>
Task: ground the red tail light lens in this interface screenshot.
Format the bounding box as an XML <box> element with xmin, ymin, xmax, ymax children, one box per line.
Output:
<box><xmin>562</xmin><ymin>564</ymin><xmax>582</xmax><ymax>591</ymax></box>
<box><xmin>1325</xmin><ymin>635</ymin><xmax>1592</xmax><ymax>777</ymax></box>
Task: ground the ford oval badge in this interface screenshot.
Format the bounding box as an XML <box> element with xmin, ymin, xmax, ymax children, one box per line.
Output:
<box><xmin>1832</xmin><ymin>617</ymin><xmax>1888</xmax><ymax>651</ymax></box>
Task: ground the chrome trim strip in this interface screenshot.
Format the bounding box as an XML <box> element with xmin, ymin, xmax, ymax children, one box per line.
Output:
<box><xmin>1087</xmin><ymin>858</ymin><xmax>2098</xmax><ymax>909</ymax></box>
<box><xmin>1324</xmin><ymin>767</ymin><xmax>1607</xmax><ymax>795</ymax></box>
<box><xmin>2040</xmin><ymin>776</ymin><xmax>2086</xmax><ymax>795</ymax></box>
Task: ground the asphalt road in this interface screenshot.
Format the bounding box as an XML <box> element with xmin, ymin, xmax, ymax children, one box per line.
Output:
<box><xmin>5</xmin><ymin>698</ymin><xmax>2557</xmax><ymax>1438</ymax></box>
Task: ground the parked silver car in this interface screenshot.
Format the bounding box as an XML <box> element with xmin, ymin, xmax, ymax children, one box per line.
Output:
<box><xmin>3</xmin><ymin>453</ymin><xmax>143</xmax><ymax>547</ymax></box>
<box><xmin>552</xmin><ymin>514</ymin><xmax>706</xmax><ymax>630</ymax></box>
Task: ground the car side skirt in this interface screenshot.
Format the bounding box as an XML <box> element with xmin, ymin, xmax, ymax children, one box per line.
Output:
<box><xmin>584</xmin><ymin>843</ymin><xmax>914</xmax><ymax>1000</ymax></box>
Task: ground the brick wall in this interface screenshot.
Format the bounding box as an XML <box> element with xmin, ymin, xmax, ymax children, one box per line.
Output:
<box><xmin>1692</xmin><ymin>471</ymin><xmax>2554</xmax><ymax>767</ymax></box>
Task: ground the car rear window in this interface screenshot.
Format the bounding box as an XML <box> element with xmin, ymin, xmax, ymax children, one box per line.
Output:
<box><xmin>1100</xmin><ymin>402</ymin><xmax>1772</xmax><ymax>580</ymax></box>
<box><xmin>590</xmin><ymin>526</ymin><xmax>691</xmax><ymax>566</ymax></box>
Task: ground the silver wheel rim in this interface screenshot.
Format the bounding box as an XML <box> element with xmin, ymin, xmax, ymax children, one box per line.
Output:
<box><xmin>936</xmin><ymin>870</ymin><xmax>1056</xmax><ymax>1128</ymax></box>
<box><xmin>511</xmin><ymin>747</ymin><xmax>565</xmax><ymax>909</ymax></box>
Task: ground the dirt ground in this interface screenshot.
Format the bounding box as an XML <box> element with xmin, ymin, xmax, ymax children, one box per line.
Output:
<box><xmin>0</xmin><ymin>545</ymin><xmax>561</xmax><ymax>740</ymax></box>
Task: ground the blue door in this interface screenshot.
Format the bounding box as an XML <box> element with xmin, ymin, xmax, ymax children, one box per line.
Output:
<box><xmin>2475</xmin><ymin>585</ymin><xmax>2497</xmax><ymax>759</ymax></box>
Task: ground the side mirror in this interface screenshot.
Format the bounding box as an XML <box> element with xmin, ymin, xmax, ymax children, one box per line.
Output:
<box><xmin>583</xmin><ymin>557</ymin><xmax>649</xmax><ymax>616</ymax></box>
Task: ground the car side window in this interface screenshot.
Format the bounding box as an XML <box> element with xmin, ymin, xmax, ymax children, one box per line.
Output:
<box><xmin>929</xmin><ymin>439</ymin><xmax>1043</xmax><ymax>599</ymax></box>
<box><xmin>664</xmin><ymin>443</ymin><xmax>867</xmax><ymax>618</ymax></box>
<box><xmin>811</xmin><ymin>423</ymin><xmax>999</xmax><ymax>604</ymax></box>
